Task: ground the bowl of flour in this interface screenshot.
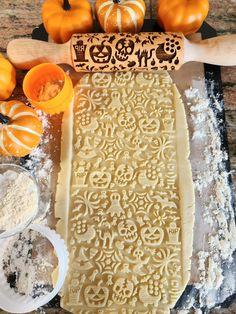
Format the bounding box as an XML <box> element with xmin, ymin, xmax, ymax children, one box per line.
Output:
<box><xmin>0</xmin><ymin>164</ymin><xmax>39</xmax><ymax>239</ymax></box>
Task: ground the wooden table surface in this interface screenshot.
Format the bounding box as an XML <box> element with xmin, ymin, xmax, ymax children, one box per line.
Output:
<box><xmin>0</xmin><ymin>1</ymin><xmax>235</xmax><ymax>313</ymax></box>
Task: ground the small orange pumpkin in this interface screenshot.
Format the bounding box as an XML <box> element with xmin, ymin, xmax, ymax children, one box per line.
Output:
<box><xmin>0</xmin><ymin>101</ymin><xmax>43</xmax><ymax>157</ymax></box>
<box><xmin>157</xmin><ymin>0</ymin><xmax>209</xmax><ymax>35</ymax></box>
<box><xmin>95</xmin><ymin>0</ymin><xmax>146</xmax><ymax>33</ymax></box>
<box><xmin>42</xmin><ymin>0</ymin><xmax>94</xmax><ymax>44</ymax></box>
<box><xmin>0</xmin><ymin>54</ymin><xmax>16</xmax><ymax>101</ymax></box>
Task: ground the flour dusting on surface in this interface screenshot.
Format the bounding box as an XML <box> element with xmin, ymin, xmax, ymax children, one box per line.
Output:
<box><xmin>0</xmin><ymin>169</ymin><xmax>38</xmax><ymax>232</ymax></box>
<box><xmin>2</xmin><ymin>229</ymin><xmax>55</xmax><ymax>297</ymax></box>
<box><xmin>24</xmin><ymin>109</ymin><xmax>53</xmax><ymax>222</ymax></box>
<box><xmin>175</xmin><ymin>82</ymin><xmax>236</xmax><ymax>312</ymax></box>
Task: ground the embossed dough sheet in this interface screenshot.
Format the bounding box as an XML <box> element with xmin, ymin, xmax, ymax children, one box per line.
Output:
<box><xmin>57</xmin><ymin>72</ymin><xmax>194</xmax><ymax>313</ymax></box>
<box><xmin>53</xmin><ymin>52</ymin><xmax>236</xmax><ymax>309</ymax></box>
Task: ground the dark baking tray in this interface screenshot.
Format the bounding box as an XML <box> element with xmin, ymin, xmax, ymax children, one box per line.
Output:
<box><xmin>32</xmin><ymin>20</ymin><xmax>235</xmax><ymax>312</ymax></box>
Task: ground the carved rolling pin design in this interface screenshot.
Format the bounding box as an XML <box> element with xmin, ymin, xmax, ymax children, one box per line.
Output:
<box><xmin>71</xmin><ymin>33</ymin><xmax>183</xmax><ymax>71</ymax></box>
<box><xmin>7</xmin><ymin>33</ymin><xmax>236</xmax><ymax>72</ymax></box>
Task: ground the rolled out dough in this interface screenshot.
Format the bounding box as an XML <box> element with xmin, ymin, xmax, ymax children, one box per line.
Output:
<box><xmin>55</xmin><ymin>71</ymin><xmax>195</xmax><ymax>313</ymax></box>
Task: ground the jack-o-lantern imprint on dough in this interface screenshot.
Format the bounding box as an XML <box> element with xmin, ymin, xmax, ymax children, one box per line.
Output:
<box><xmin>84</xmin><ymin>284</ymin><xmax>109</xmax><ymax>307</ymax></box>
<box><xmin>139</xmin><ymin>115</ymin><xmax>160</xmax><ymax>135</ymax></box>
<box><xmin>91</xmin><ymin>73</ymin><xmax>112</xmax><ymax>88</ymax></box>
<box><xmin>112</xmin><ymin>278</ymin><xmax>135</xmax><ymax>305</ymax></box>
<box><xmin>141</xmin><ymin>224</ymin><xmax>164</xmax><ymax>246</ymax></box>
<box><xmin>89</xmin><ymin>168</ymin><xmax>112</xmax><ymax>189</ymax></box>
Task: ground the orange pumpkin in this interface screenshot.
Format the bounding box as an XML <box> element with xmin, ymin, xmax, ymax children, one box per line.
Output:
<box><xmin>95</xmin><ymin>0</ymin><xmax>146</xmax><ymax>33</ymax></box>
<box><xmin>42</xmin><ymin>0</ymin><xmax>94</xmax><ymax>44</ymax></box>
<box><xmin>0</xmin><ymin>101</ymin><xmax>43</xmax><ymax>157</ymax></box>
<box><xmin>0</xmin><ymin>54</ymin><xmax>16</xmax><ymax>101</ymax></box>
<box><xmin>157</xmin><ymin>0</ymin><xmax>209</xmax><ymax>35</ymax></box>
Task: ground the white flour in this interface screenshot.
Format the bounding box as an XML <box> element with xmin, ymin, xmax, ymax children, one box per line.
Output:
<box><xmin>173</xmin><ymin>83</ymin><xmax>236</xmax><ymax>313</ymax></box>
<box><xmin>3</xmin><ymin>229</ymin><xmax>55</xmax><ymax>297</ymax></box>
<box><xmin>24</xmin><ymin>109</ymin><xmax>53</xmax><ymax>222</ymax></box>
<box><xmin>0</xmin><ymin>170</ymin><xmax>38</xmax><ymax>231</ymax></box>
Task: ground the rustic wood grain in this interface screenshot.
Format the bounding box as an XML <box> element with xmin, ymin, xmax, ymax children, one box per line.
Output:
<box><xmin>0</xmin><ymin>1</ymin><xmax>235</xmax><ymax>313</ymax></box>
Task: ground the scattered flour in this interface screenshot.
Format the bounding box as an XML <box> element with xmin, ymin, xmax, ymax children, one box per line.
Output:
<box><xmin>3</xmin><ymin>229</ymin><xmax>55</xmax><ymax>297</ymax></box>
<box><xmin>24</xmin><ymin>109</ymin><xmax>53</xmax><ymax>222</ymax></box>
<box><xmin>181</xmin><ymin>83</ymin><xmax>236</xmax><ymax>312</ymax></box>
<box><xmin>0</xmin><ymin>170</ymin><xmax>38</xmax><ymax>231</ymax></box>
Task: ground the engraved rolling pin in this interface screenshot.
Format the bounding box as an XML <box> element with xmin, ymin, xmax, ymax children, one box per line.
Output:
<box><xmin>7</xmin><ymin>33</ymin><xmax>236</xmax><ymax>72</ymax></box>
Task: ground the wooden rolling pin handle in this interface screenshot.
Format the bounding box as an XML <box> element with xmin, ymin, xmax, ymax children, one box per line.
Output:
<box><xmin>7</xmin><ymin>39</ymin><xmax>72</xmax><ymax>70</ymax></box>
<box><xmin>184</xmin><ymin>35</ymin><xmax>236</xmax><ymax>66</ymax></box>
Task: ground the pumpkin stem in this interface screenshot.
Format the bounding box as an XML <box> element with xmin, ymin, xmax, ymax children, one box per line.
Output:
<box><xmin>0</xmin><ymin>113</ymin><xmax>10</xmax><ymax>125</ymax></box>
<box><xmin>63</xmin><ymin>0</ymin><xmax>71</xmax><ymax>10</ymax></box>
<box><xmin>113</xmin><ymin>0</ymin><xmax>121</xmax><ymax>3</ymax></box>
